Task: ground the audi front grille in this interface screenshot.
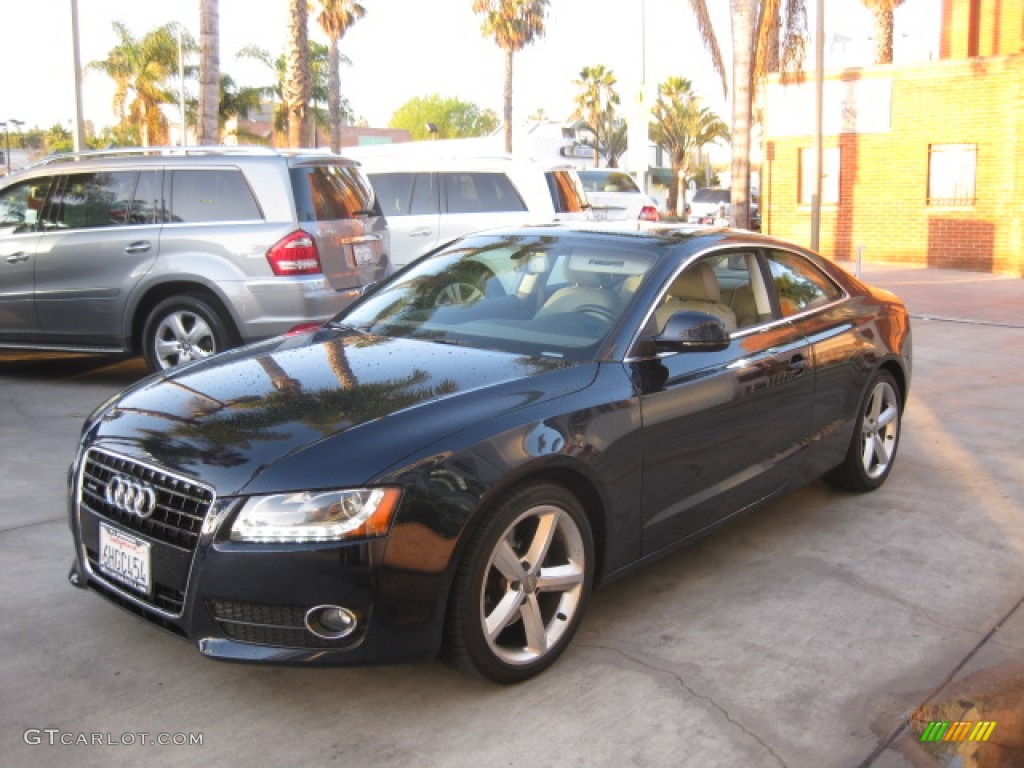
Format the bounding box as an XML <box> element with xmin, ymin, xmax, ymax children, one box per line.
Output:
<box><xmin>78</xmin><ymin>447</ymin><xmax>215</xmax><ymax>616</ymax></box>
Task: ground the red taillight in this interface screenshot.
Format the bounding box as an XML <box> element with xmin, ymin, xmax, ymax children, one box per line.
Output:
<box><xmin>639</xmin><ymin>206</ymin><xmax>660</xmax><ymax>222</ymax></box>
<box><xmin>285</xmin><ymin>322</ymin><xmax>323</xmax><ymax>336</ymax></box>
<box><xmin>267</xmin><ymin>230</ymin><xmax>322</xmax><ymax>276</ymax></box>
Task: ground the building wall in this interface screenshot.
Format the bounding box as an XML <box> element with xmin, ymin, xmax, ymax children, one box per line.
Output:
<box><xmin>763</xmin><ymin>54</ymin><xmax>1024</xmax><ymax>274</ymax></box>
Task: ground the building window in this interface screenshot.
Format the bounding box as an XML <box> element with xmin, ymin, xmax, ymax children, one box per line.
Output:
<box><xmin>927</xmin><ymin>144</ymin><xmax>976</xmax><ymax>206</ymax></box>
<box><xmin>799</xmin><ymin>147</ymin><xmax>840</xmax><ymax>205</ymax></box>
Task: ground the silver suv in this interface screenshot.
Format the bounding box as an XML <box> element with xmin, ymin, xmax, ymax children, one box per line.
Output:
<box><xmin>0</xmin><ymin>147</ymin><xmax>389</xmax><ymax>370</ymax></box>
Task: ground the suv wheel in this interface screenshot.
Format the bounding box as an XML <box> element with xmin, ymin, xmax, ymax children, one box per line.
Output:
<box><xmin>142</xmin><ymin>294</ymin><xmax>237</xmax><ymax>371</ymax></box>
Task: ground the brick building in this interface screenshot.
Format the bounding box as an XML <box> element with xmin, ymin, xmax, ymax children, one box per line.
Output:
<box><xmin>761</xmin><ymin>0</ymin><xmax>1023</xmax><ymax>274</ymax></box>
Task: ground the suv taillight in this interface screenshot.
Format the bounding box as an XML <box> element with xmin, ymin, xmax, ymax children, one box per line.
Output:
<box><xmin>639</xmin><ymin>206</ymin><xmax>660</xmax><ymax>222</ymax></box>
<box><xmin>267</xmin><ymin>230</ymin><xmax>322</xmax><ymax>276</ymax></box>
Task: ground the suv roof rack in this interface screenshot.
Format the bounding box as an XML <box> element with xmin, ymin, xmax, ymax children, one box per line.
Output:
<box><xmin>26</xmin><ymin>145</ymin><xmax>283</xmax><ymax>169</ymax></box>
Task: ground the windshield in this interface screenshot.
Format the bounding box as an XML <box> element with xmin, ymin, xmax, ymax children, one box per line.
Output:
<box><xmin>692</xmin><ymin>188</ymin><xmax>731</xmax><ymax>204</ymax></box>
<box><xmin>578</xmin><ymin>170</ymin><xmax>641</xmax><ymax>194</ymax></box>
<box><xmin>338</xmin><ymin>233</ymin><xmax>660</xmax><ymax>359</ymax></box>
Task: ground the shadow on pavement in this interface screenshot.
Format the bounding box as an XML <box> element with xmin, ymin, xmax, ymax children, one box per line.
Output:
<box><xmin>0</xmin><ymin>352</ymin><xmax>149</xmax><ymax>386</ymax></box>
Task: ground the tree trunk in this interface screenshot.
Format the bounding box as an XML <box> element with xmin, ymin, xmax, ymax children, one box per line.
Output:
<box><xmin>667</xmin><ymin>159</ymin><xmax>680</xmax><ymax>215</ymax></box>
<box><xmin>503</xmin><ymin>48</ymin><xmax>514</xmax><ymax>154</ymax></box>
<box><xmin>328</xmin><ymin>37</ymin><xmax>342</xmax><ymax>153</ymax></box>
<box><xmin>285</xmin><ymin>0</ymin><xmax>311</xmax><ymax>148</ymax></box>
<box><xmin>872</xmin><ymin>6</ymin><xmax>895</xmax><ymax>64</ymax></box>
<box><xmin>198</xmin><ymin>0</ymin><xmax>220</xmax><ymax>145</ymax></box>
<box><xmin>729</xmin><ymin>0</ymin><xmax>754</xmax><ymax>230</ymax></box>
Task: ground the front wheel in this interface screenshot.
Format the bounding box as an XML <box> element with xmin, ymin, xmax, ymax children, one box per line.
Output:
<box><xmin>826</xmin><ymin>370</ymin><xmax>902</xmax><ymax>492</ymax></box>
<box><xmin>142</xmin><ymin>294</ymin><xmax>236</xmax><ymax>372</ymax></box>
<box><xmin>444</xmin><ymin>482</ymin><xmax>594</xmax><ymax>683</ymax></box>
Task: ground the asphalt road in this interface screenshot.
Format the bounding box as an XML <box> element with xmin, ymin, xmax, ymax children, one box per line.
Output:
<box><xmin>2</xmin><ymin>264</ymin><xmax>1022</xmax><ymax>768</ymax></box>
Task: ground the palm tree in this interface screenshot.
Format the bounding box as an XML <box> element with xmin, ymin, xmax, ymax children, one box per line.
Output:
<box><xmin>684</xmin><ymin>0</ymin><xmax>807</xmax><ymax>229</ymax></box>
<box><xmin>89</xmin><ymin>22</ymin><xmax>191</xmax><ymax>146</ymax></box>
<box><xmin>217</xmin><ymin>74</ymin><xmax>267</xmax><ymax>143</ymax></box>
<box><xmin>316</xmin><ymin>0</ymin><xmax>365</xmax><ymax>153</ymax></box>
<box><xmin>650</xmin><ymin>77</ymin><xmax>729</xmax><ymax>215</ymax></box>
<box><xmin>285</xmin><ymin>0</ymin><xmax>312</xmax><ymax>147</ymax></box>
<box><xmin>599</xmin><ymin>118</ymin><xmax>628</xmax><ymax>168</ymax></box>
<box><xmin>572</xmin><ymin>65</ymin><xmax>620</xmax><ymax>168</ymax></box>
<box><xmin>862</xmin><ymin>0</ymin><xmax>905</xmax><ymax>64</ymax></box>
<box><xmin>472</xmin><ymin>0</ymin><xmax>550</xmax><ymax>154</ymax></box>
<box><xmin>238</xmin><ymin>41</ymin><xmax>340</xmax><ymax>145</ymax></box>
<box><xmin>198</xmin><ymin>0</ymin><xmax>220</xmax><ymax>145</ymax></box>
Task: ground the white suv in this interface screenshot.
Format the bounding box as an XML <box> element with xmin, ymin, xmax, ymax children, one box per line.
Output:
<box><xmin>349</xmin><ymin>153</ymin><xmax>591</xmax><ymax>269</ymax></box>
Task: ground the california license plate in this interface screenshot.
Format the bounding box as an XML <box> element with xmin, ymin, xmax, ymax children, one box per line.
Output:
<box><xmin>353</xmin><ymin>243</ymin><xmax>376</xmax><ymax>266</ymax></box>
<box><xmin>98</xmin><ymin>522</ymin><xmax>151</xmax><ymax>595</ymax></box>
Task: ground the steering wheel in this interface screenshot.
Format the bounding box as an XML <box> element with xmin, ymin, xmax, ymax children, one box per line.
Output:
<box><xmin>434</xmin><ymin>282</ymin><xmax>485</xmax><ymax>307</ymax></box>
<box><xmin>575</xmin><ymin>304</ymin><xmax>617</xmax><ymax>323</ymax></box>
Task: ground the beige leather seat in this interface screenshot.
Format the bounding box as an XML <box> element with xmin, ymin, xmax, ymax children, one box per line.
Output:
<box><xmin>655</xmin><ymin>262</ymin><xmax>737</xmax><ymax>331</ymax></box>
<box><xmin>537</xmin><ymin>265</ymin><xmax>620</xmax><ymax>318</ymax></box>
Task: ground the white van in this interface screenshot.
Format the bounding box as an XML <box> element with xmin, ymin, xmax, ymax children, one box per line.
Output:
<box><xmin>352</xmin><ymin>153</ymin><xmax>592</xmax><ymax>270</ymax></box>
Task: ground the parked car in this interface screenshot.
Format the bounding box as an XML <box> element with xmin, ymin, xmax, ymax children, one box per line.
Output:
<box><xmin>351</xmin><ymin>153</ymin><xmax>591</xmax><ymax>269</ymax></box>
<box><xmin>688</xmin><ymin>187</ymin><xmax>760</xmax><ymax>230</ymax></box>
<box><xmin>68</xmin><ymin>224</ymin><xmax>911</xmax><ymax>683</ymax></box>
<box><xmin>0</xmin><ymin>147</ymin><xmax>389</xmax><ymax>371</ymax></box>
<box><xmin>576</xmin><ymin>168</ymin><xmax>659</xmax><ymax>222</ymax></box>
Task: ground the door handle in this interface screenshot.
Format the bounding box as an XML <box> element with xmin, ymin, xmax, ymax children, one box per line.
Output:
<box><xmin>124</xmin><ymin>241</ymin><xmax>152</xmax><ymax>254</ymax></box>
<box><xmin>786</xmin><ymin>354</ymin><xmax>807</xmax><ymax>374</ymax></box>
<box><xmin>408</xmin><ymin>228</ymin><xmax>432</xmax><ymax>237</ymax></box>
<box><xmin>5</xmin><ymin>251</ymin><xmax>29</xmax><ymax>264</ymax></box>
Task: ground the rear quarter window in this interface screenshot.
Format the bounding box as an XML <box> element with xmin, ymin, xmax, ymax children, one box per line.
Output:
<box><xmin>545</xmin><ymin>170</ymin><xmax>588</xmax><ymax>214</ymax></box>
<box><xmin>291</xmin><ymin>164</ymin><xmax>379</xmax><ymax>222</ymax></box>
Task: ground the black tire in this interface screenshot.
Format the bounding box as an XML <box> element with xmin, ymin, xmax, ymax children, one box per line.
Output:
<box><xmin>142</xmin><ymin>293</ymin><xmax>237</xmax><ymax>372</ymax></box>
<box><xmin>443</xmin><ymin>482</ymin><xmax>594</xmax><ymax>683</ymax></box>
<box><xmin>825</xmin><ymin>370</ymin><xmax>902</xmax><ymax>492</ymax></box>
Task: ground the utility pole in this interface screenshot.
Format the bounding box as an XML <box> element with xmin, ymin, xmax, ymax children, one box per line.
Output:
<box><xmin>810</xmin><ymin>0</ymin><xmax>825</xmax><ymax>251</ymax></box>
<box><xmin>70</xmin><ymin>0</ymin><xmax>88</xmax><ymax>151</ymax></box>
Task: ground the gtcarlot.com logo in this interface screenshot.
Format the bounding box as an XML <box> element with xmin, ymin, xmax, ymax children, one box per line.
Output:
<box><xmin>920</xmin><ymin>720</ymin><xmax>997</xmax><ymax>743</ymax></box>
<box><xmin>23</xmin><ymin>729</ymin><xmax>203</xmax><ymax>747</ymax></box>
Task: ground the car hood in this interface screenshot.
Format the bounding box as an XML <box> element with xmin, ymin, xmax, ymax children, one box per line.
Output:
<box><xmin>87</xmin><ymin>328</ymin><xmax>593</xmax><ymax>496</ymax></box>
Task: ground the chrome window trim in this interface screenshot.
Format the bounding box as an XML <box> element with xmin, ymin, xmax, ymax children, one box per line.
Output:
<box><xmin>622</xmin><ymin>241</ymin><xmax>851</xmax><ymax>362</ymax></box>
<box><xmin>75</xmin><ymin>445</ymin><xmax>217</xmax><ymax>620</ymax></box>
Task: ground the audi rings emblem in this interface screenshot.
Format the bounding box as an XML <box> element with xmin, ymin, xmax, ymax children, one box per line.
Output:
<box><xmin>105</xmin><ymin>475</ymin><xmax>158</xmax><ymax>519</ymax></box>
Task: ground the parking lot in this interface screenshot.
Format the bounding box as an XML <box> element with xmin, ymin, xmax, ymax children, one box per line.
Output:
<box><xmin>2</xmin><ymin>262</ymin><xmax>1022</xmax><ymax>768</ymax></box>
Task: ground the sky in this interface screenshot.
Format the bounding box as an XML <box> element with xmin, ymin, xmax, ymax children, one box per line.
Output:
<box><xmin>3</xmin><ymin>0</ymin><xmax>940</xmax><ymax>135</ymax></box>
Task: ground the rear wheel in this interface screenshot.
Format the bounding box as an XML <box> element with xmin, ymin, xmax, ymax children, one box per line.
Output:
<box><xmin>444</xmin><ymin>482</ymin><xmax>594</xmax><ymax>683</ymax></box>
<box><xmin>142</xmin><ymin>294</ymin><xmax>236</xmax><ymax>372</ymax></box>
<box><xmin>826</xmin><ymin>370</ymin><xmax>902</xmax><ymax>492</ymax></box>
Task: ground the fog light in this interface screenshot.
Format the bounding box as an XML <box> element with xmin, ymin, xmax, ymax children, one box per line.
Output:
<box><xmin>305</xmin><ymin>605</ymin><xmax>358</xmax><ymax>640</ymax></box>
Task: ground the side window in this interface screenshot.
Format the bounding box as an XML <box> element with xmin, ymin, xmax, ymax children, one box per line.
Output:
<box><xmin>46</xmin><ymin>171</ymin><xmax>139</xmax><ymax>230</ymax></box>
<box><xmin>703</xmin><ymin>251</ymin><xmax>772</xmax><ymax>330</ymax></box>
<box><xmin>170</xmin><ymin>169</ymin><xmax>261</xmax><ymax>223</ymax></box>
<box><xmin>443</xmin><ymin>172</ymin><xmax>526</xmax><ymax>214</ymax></box>
<box><xmin>369</xmin><ymin>172</ymin><xmax>415</xmax><ymax>216</ymax></box>
<box><xmin>0</xmin><ymin>177</ymin><xmax>51</xmax><ymax>235</ymax></box>
<box><xmin>368</xmin><ymin>172</ymin><xmax>438</xmax><ymax>217</ymax></box>
<box><xmin>130</xmin><ymin>170</ymin><xmax>164</xmax><ymax>224</ymax></box>
<box><xmin>409</xmin><ymin>172</ymin><xmax>439</xmax><ymax>215</ymax></box>
<box><xmin>765</xmin><ymin>249</ymin><xmax>843</xmax><ymax>317</ymax></box>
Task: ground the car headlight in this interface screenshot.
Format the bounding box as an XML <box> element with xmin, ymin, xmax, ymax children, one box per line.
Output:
<box><xmin>230</xmin><ymin>487</ymin><xmax>401</xmax><ymax>543</ymax></box>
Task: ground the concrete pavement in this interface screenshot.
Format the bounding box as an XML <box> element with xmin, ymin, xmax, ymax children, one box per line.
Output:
<box><xmin>1</xmin><ymin>263</ymin><xmax>1022</xmax><ymax>768</ymax></box>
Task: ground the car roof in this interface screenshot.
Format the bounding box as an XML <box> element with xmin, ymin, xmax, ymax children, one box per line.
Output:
<box><xmin>8</xmin><ymin>146</ymin><xmax>358</xmax><ymax>179</ymax></box>
<box><xmin>460</xmin><ymin>220</ymin><xmax>770</xmax><ymax>247</ymax></box>
<box><xmin>349</xmin><ymin>152</ymin><xmax>578</xmax><ymax>174</ymax></box>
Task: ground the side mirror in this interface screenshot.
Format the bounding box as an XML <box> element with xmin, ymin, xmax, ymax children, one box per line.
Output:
<box><xmin>654</xmin><ymin>311</ymin><xmax>730</xmax><ymax>353</ymax></box>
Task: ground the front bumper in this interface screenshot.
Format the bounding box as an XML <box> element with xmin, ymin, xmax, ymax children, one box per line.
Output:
<box><xmin>68</xmin><ymin>448</ymin><xmax>447</xmax><ymax>665</ymax></box>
